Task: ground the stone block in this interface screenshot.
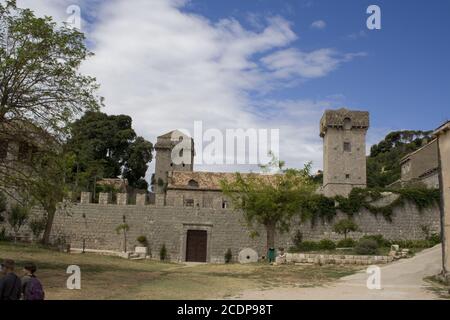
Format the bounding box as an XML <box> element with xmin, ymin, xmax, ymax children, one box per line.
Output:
<box><xmin>136</xmin><ymin>194</ymin><xmax>147</xmax><ymax>206</ymax></box>
<box><xmin>117</xmin><ymin>193</ymin><xmax>128</xmax><ymax>205</ymax></box>
<box><xmin>286</xmin><ymin>253</ymin><xmax>293</xmax><ymax>263</ymax></box>
<box><xmin>135</xmin><ymin>246</ymin><xmax>148</xmax><ymax>255</ymax></box>
<box><xmin>99</xmin><ymin>192</ymin><xmax>112</xmax><ymax>205</ymax></box>
<box><xmin>80</xmin><ymin>192</ymin><xmax>92</xmax><ymax>204</ymax></box>
<box><xmin>155</xmin><ymin>194</ymin><xmax>165</xmax><ymax>206</ymax></box>
<box><xmin>118</xmin><ymin>252</ymin><xmax>130</xmax><ymax>259</ymax></box>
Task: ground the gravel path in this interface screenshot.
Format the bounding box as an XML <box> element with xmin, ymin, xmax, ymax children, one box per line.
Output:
<box><xmin>236</xmin><ymin>245</ymin><xmax>443</xmax><ymax>300</ymax></box>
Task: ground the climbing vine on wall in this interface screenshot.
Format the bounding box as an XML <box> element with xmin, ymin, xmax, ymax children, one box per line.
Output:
<box><xmin>299</xmin><ymin>187</ymin><xmax>440</xmax><ymax>225</ymax></box>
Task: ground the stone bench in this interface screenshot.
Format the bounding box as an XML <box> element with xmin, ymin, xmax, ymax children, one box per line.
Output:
<box><xmin>286</xmin><ymin>253</ymin><xmax>394</xmax><ymax>265</ymax></box>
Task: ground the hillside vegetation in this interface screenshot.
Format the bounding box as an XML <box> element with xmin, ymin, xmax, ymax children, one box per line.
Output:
<box><xmin>367</xmin><ymin>130</ymin><xmax>432</xmax><ymax>188</ymax></box>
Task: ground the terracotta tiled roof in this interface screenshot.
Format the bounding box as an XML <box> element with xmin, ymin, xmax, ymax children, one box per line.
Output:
<box><xmin>157</xmin><ymin>130</ymin><xmax>190</xmax><ymax>139</ymax></box>
<box><xmin>320</xmin><ymin>108</ymin><xmax>369</xmax><ymax>137</ymax></box>
<box><xmin>155</xmin><ymin>130</ymin><xmax>194</xmax><ymax>150</ymax></box>
<box><xmin>97</xmin><ymin>178</ymin><xmax>128</xmax><ymax>192</ymax></box>
<box><xmin>167</xmin><ymin>171</ymin><xmax>279</xmax><ymax>191</ymax></box>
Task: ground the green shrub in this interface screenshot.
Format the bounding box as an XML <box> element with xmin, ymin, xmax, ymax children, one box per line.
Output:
<box><xmin>318</xmin><ymin>239</ymin><xmax>336</xmax><ymax>250</ymax></box>
<box><xmin>0</xmin><ymin>227</ymin><xmax>8</xmax><ymax>241</ymax></box>
<box><xmin>137</xmin><ymin>235</ymin><xmax>148</xmax><ymax>246</ymax></box>
<box><xmin>427</xmin><ymin>233</ymin><xmax>441</xmax><ymax>246</ymax></box>
<box><xmin>355</xmin><ymin>239</ymin><xmax>379</xmax><ymax>255</ymax></box>
<box><xmin>296</xmin><ymin>241</ymin><xmax>318</xmax><ymax>252</ymax></box>
<box><xmin>337</xmin><ymin>238</ymin><xmax>356</xmax><ymax>248</ymax></box>
<box><xmin>8</xmin><ymin>204</ymin><xmax>30</xmax><ymax>241</ymax></box>
<box><xmin>224</xmin><ymin>248</ymin><xmax>232</xmax><ymax>263</ymax></box>
<box><xmin>361</xmin><ymin>234</ymin><xmax>389</xmax><ymax>247</ymax></box>
<box><xmin>292</xmin><ymin>230</ymin><xmax>303</xmax><ymax>248</ymax></box>
<box><xmin>394</xmin><ymin>239</ymin><xmax>433</xmax><ymax>249</ymax></box>
<box><xmin>29</xmin><ymin>218</ymin><xmax>47</xmax><ymax>241</ymax></box>
<box><xmin>333</xmin><ymin>219</ymin><xmax>359</xmax><ymax>239</ymax></box>
<box><xmin>115</xmin><ymin>223</ymin><xmax>129</xmax><ymax>234</ymax></box>
<box><xmin>160</xmin><ymin>243</ymin><xmax>168</xmax><ymax>261</ymax></box>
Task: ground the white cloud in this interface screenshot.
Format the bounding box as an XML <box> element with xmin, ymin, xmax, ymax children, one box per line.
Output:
<box><xmin>346</xmin><ymin>30</ymin><xmax>368</xmax><ymax>40</ymax></box>
<box><xmin>261</xmin><ymin>48</ymin><xmax>366</xmax><ymax>79</ymax></box>
<box><xmin>311</xmin><ymin>20</ymin><xmax>326</xmax><ymax>30</ymax></box>
<box><xmin>14</xmin><ymin>0</ymin><xmax>68</xmax><ymax>21</ymax></box>
<box><xmin>7</xmin><ymin>0</ymin><xmax>369</xmax><ymax>175</ymax></box>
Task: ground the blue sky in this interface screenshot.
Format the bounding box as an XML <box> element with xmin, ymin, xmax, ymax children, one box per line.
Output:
<box><xmin>184</xmin><ymin>0</ymin><xmax>450</xmax><ymax>131</ymax></box>
<box><xmin>11</xmin><ymin>0</ymin><xmax>450</xmax><ymax>173</ymax></box>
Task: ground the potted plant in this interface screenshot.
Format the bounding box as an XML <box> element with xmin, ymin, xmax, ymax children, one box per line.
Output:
<box><xmin>135</xmin><ymin>235</ymin><xmax>149</xmax><ymax>256</ymax></box>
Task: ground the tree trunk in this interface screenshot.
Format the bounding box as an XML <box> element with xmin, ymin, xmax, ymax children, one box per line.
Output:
<box><xmin>265</xmin><ymin>222</ymin><xmax>276</xmax><ymax>253</ymax></box>
<box><xmin>123</xmin><ymin>230</ymin><xmax>127</xmax><ymax>253</ymax></box>
<box><xmin>42</xmin><ymin>205</ymin><xmax>56</xmax><ymax>245</ymax></box>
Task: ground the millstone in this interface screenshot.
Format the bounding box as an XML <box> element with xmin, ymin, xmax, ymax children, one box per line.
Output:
<box><xmin>238</xmin><ymin>248</ymin><xmax>258</xmax><ymax>264</ymax></box>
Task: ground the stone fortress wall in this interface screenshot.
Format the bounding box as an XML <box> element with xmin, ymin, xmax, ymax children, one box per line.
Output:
<box><xmin>10</xmin><ymin>191</ymin><xmax>438</xmax><ymax>263</ymax></box>
<box><xmin>2</xmin><ymin>108</ymin><xmax>441</xmax><ymax>263</ymax></box>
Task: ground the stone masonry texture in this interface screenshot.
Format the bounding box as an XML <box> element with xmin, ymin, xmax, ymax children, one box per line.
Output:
<box><xmin>26</xmin><ymin>198</ymin><xmax>438</xmax><ymax>263</ymax></box>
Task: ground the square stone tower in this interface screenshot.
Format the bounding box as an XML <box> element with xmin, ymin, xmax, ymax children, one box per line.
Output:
<box><xmin>153</xmin><ymin>130</ymin><xmax>194</xmax><ymax>193</ymax></box>
<box><xmin>320</xmin><ymin>108</ymin><xmax>370</xmax><ymax>197</ymax></box>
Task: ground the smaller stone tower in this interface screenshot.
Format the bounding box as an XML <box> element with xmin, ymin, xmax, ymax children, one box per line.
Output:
<box><xmin>153</xmin><ymin>130</ymin><xmax>194</xmax><ymax>193</ymax></box>
<box><xmin>320</xmin><ymin>108</ymin><xmax>370</xmax><ymax>197</ymax></box>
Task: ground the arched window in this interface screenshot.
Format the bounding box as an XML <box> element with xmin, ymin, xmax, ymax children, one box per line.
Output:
<box><xmin>188</xmin><ymin>179</ymin><xmax>199</xmax><ymax>188</ymax></box>
<box><xmin>343</xmin><ymin>117</ymin><xmax>352</xmax><ymax>130</ymax></box>
<box><xmin>222</xmin><ymin>200</ymin><xmax>229</xmax><ymax>209</ymax></box>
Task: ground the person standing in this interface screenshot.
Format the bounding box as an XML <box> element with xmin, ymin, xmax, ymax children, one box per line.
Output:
<box><xmin>21</xmin><ymin>262</ymin><xmax>45</xmax><ymax>300</ymax></box>
<box><xmin>0</xmin><ymin>259</ymin><xmax>22</xmax><ymax>300</ymax></box>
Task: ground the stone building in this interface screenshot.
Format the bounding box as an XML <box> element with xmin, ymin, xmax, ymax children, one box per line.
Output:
<box><xmin>397</xmin><ymin>139</ymin><xmax>439</xmax><ymax>189</ymax></box>
<box><xmin>433</xmin><ymin>121</ymin><xmax>450</xmax><ymax>280</ymax></box>
<box><xmin>320</xmin><ymin>108</ymin><xmax>369</xmax><ymax>197</ymax></box>
<box><xmin>153</xmin><ymin>130</ymin><xmax>195</xmax><ymax>194</ymax></box>
<box><xmin>0</xmin><ymin>109</ymin><xmax>442</xmax><ymax>263</ymax></box>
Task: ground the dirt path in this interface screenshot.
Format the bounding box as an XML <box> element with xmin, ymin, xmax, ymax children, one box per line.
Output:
<box><xmin>235</xmin><ymin>245</ymin><xmax>443</xmax><ymax>300</ymax></box>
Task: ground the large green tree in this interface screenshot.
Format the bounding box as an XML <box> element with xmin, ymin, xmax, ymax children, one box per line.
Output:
<box><xmin>221</xmin><ymin>161</ymin><xmax>316</xmax><ymax>252</ymax></box>
<box><xmin>0</xmin><ymin>1</ymin><xmax>102</xmax><ymax>243</ymax></box>
<box><xmin>25</xmin><ymin>149</ymin><xmax>74</xmax><ymax>244</ymax></box>
<box><xmin>66</xmin><ymin>111</ymin><xmax>153</xmax><ymax>190</ymax></box>
<box><xmin>0</xmin><ymin>1</ymin><xmax>102</xmax><ymax>140</ymax></box>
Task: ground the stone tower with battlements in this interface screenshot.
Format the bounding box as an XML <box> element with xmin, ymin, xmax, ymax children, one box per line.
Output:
<box><xmin>153</xmin><ymin>130</ymin><xmax>194</xmax><ymax>193</ymax></box>
<box><xmin>320</xmin><ymin>108</ymin><xmax>370</xmax><ymax>197</ymax></box>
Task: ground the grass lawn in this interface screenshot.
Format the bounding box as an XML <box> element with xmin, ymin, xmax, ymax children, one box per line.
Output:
<box><xmin>424</xmin><ymin>276</ymin><xmax>450</xmax><ymax>300</ymax></box>
<box><xmin>0</xmin><ymin>241</ymin><xmax>363</xmax><ymax>300</ymax></box>
<box><xmin>289</xmin><ymin>246</ymin><xmax>428</xmax><ymax>257</ymax></box>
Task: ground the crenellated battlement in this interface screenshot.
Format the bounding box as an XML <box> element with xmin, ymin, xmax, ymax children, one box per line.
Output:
<box><xmin>76</xmin><ymin>192</ymin><xmax>230</xmax><ymax>210</ymax></box>
<box><xmin>79</xmin><ymin>192</ymin><xmax>150</xmax><ymax>206</ymax></box>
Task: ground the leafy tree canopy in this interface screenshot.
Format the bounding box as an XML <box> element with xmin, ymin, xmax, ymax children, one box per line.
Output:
<box><xmin>333</xmin><ymin>219</ymin><xmax>359</xmax><ymax>239</ymax></box>
<box><xmin>0</xmin><ymin>1</ymin><xmax>102</xmax><ymax>243</ymax></box>
<box><xmin>221</xmin><ymin>160</ymin><xmax>317</xmax><ymax>251</ymax></box>
<box><xmin>367</xmin><ymin>130</ymin><xmax>432</xmax><ymax>188</ymax></box>
<box><xmin>0</xmin><ymin>0</ymin><xmax>102</xmax><ymax>140</ymax></box>
<box><xmin>66</xmin><ymin>111</ymin><xmax>153</xmax><ymax>190</ymax></box>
